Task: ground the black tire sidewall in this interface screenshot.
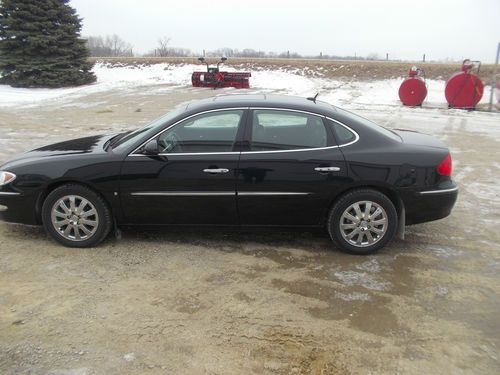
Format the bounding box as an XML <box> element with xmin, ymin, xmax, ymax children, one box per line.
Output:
<box><xmin>329</xmin><ymin>189</ymin><xmax>398</xmax><ymax>255</ymax></box>
<box><xmin>41</xmin><ymin>184</ymin><xmax>112</xmax><ymax>248</ymax></box>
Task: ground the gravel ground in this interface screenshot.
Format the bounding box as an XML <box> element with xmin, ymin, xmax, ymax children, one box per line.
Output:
<box><xmin>0</xmin><ymin>84</ymin><xmax>499</xmax><ymax>375</ymax></box>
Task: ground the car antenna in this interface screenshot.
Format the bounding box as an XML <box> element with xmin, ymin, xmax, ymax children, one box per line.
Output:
<box><xmin>307</xmin><ymin>93</ymin><xmax>319</xmax><ymax>103</ymax></box>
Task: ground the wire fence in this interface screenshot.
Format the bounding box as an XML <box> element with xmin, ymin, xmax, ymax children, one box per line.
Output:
<box><xmin>487</xmin><ymin>43</ymin><xmax>500</xmax><ymax>112</ymax></box>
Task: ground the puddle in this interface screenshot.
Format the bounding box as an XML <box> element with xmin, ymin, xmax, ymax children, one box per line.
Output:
<box><xmin>272</xmin><ymin>278</ymin><xmax>401</xmax><ymax>336</ymax></box>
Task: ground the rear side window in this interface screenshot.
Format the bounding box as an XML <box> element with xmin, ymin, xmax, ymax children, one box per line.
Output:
<box><xmin>334</xmin><ymin>107</ymin><xmax>401</xmax><ymax>142</ymax></box>
<box><xmin>250</xmin><ymin>110</ymin><xmax>327</xmax><ymax>151</ymax></box>
<box><xmin>328</xmin><ymin>120</ymin><xmax>357</xmax><ymax>145</ymax></box>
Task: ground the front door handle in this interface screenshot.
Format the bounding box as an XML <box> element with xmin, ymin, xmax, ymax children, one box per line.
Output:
<box><xmin>314</xmin><ymin>167</ymin><xmax>341</xmax><ymax>172</ymax></box>
<box><xmin>203</xmin><ymin>168</ymin><xmax>229</xmax><ymax>174</ymax></box>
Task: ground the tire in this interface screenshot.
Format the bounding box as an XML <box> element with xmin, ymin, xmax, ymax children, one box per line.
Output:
<box><xmin>41</xmin><ymin>184</ymin><xmax>112</xmax><ymax>248</ymax></box>
<box><xmin>327</xmin><ymin>189</ymin><xmax>397</xmax><ymax>255</ymax></box>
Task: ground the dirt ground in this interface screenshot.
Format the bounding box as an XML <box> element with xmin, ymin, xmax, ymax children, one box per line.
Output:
<box><xmin>0</xmin><ymin>84</ymin><xmax>499</xmax><ymax>375</ymax></box>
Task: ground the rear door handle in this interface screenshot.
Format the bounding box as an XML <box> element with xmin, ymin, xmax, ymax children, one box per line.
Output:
<box><xmin>203</xmin><ymin>168</ymin><xmax>229</xmax><ymax>174</ymax></box>
<box><xmin>314</xmin><ymin>167</ymin><xmax>341</xmax><ymax>172</ymax></box>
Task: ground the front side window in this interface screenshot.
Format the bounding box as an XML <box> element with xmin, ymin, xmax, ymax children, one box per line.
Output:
<box><xmin>250</xmin><ymin>110</ymin><xmax>327</xmax><ymax>151</ymax></box>
<box><xmin>157</xmin><ymin>110</ymin><xmax>243</xmax><ymax>153</ymax></box>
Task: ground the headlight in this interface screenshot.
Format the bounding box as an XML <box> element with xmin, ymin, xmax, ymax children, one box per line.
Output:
<box><xmin>0</xmin><ymin>171</ymin><xmax>16</xmax><ymax>186</ymax></box>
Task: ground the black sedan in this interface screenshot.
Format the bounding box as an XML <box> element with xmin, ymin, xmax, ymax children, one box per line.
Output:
<box><xmin>0</xmin><ymin>95</ymin><xmax>458</xmax><ymax>254</ymax></box>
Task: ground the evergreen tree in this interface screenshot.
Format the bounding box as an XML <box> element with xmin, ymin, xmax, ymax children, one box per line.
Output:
<box><xmin>0</xmin><ymin>0</ymin><xmax>96</xmax><ymax>88</ymax></box>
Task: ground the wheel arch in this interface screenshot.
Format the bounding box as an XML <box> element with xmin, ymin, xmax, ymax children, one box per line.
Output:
<box><xmin>35</xmin><ymin>179</ymin><xmax>113</xmax><ymax>224</ymax></box>
<box><xmin>325</xmin><ymin>183</ymin><xmax>404</xmax><ymax>226</ymax></box>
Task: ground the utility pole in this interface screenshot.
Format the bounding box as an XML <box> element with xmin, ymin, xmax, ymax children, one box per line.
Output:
<box><xmin>488</xmin><ymin>42</ymin><xmax>500</xmax><ymax>111</ymax></box>
<box><xmin>423</xmin><ymin>53</ymin><xmax>426</xmax><ymax>62</ymax></box>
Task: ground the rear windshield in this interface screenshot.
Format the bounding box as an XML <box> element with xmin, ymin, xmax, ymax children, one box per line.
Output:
<box><xmin>334</xmin><ymin>107</ymin><xmax>402</xmax><ymax>142</ymax></box>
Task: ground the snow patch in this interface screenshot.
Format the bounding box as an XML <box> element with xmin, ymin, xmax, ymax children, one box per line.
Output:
<box><xmin>334</xmin><ymin>270</ymin><xmax>390</xmax><ymax>291</ymax></box>
<box><xmin>1</xmin><ymin>63</ymin><xmax>494</xmax><ymax>112</ymax></box>
<box><xmin>427</xmin><ymin>245</ymin><xmax>462</xmax><ymax>258</ymax></box>
<box><xmin>335</xmin><ymin>291</ymin><xmax>371</xmax><ymax>301</ymax></box>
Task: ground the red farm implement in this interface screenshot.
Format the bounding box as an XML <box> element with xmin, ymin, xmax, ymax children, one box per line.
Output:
<box><xmin>191</xmin><ymin>57</ymin><xmax>251</xmax><ymax>89</ymax></box>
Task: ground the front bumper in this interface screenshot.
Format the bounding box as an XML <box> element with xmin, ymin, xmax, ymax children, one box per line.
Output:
<box><xmin>0</xmin><ymin>191</ymin><xmax>39</xmax><ymax>225</ymax></box>
<box><xmin>404</xmin><ymin>182</ymin><xmax>458</xmax><ymax>225</ymax></box>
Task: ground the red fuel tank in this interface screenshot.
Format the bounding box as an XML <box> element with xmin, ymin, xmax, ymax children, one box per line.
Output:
<box><xmin>399</xmin><ymin>67</ymin><xmax>427</xmax><ymax>106</ymax></box>
<box><xmin>445</xmin><ymin>60</ymin><xmax>484</xmax><ymax>109</ymax></box>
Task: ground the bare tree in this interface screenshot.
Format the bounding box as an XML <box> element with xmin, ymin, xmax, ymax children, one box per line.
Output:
<box><xmin>208</xmin><ymin>48</ymin><xmax>235</xmax><ymax>58</ymax></box>
<box><xmin>106</xmin><ymin>35</ymin><xmax>133</xmax><ymax>56</ymax></box>
<box><xmin>157</xmin><ymin>37</ymin><xmax>171</xmax><ymax>57</ymax></box>
<box><xmin>167</xmin><ymin>47</ymin><xmax>192</xmax><ymax>57</ymax></box>
<box><xmin>86</xmin><ymin>35</ymin><xmax>133</xmax><ymax>57</ymax></box>
<box><xmin>366</xmin><ymin>52</ymin><xmax>380</xmax><ymax>61</ymax></box>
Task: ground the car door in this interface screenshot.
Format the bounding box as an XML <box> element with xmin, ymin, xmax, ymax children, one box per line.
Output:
<box><xmin>236</xmin><ymin>108</ymin><xmax>348</xmax><ymax>226</ymax></box>
<box><xmin>119</xmin><ymin>108</ymin><xmax>247</xmax><ymax>225</ymax></box>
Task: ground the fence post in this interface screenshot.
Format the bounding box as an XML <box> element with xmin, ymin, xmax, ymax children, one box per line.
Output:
<box><xmin>488</xmin><ymin>42</ymin><xmax>500</xmax><ymax>111</ymax></box>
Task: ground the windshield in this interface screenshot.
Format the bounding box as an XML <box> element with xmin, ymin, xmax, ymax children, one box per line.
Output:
<box><xmin>334</xmin><ymin>107</ymin><xmax>402</xmax><ymax>142</ymax></box>
<box><xmin>111</xmin><ymin>105</ymin><xmax>187</xmax><ymax>152</ymax></box>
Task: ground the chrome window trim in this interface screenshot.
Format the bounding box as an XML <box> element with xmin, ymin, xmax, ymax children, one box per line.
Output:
<box><xmin>128</xmin><ymin>152</ymin><xmax>241</xmax><ymax>157</ymax></box>
<box><xmin>240</xmin><ymin>110</ymin><xmax>360</xmax><ymax>154</ymax></box>
<box><xmin>250</xmin><ymin>107</ymin><xmax>326</xmax><ymax>117</ymax></box>
<box><xmin>325</xmin><ymin>116</ymin><xmax>360</xmax><ymax>148</ymax></box>
<box><xmin>419</xmin><ymin>186</ymin><xmax>459</xmax><ymax>195</ymax></box>
<box><xmin>128</xmin><ymin>106</ymin><xmax>360</xmax><ymax>157</ymax></box>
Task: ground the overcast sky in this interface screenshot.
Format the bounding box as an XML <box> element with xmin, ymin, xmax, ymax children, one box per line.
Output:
<box><xmin>70</xmin><ymin>0</ymin><xmax>500</xmax><ymax>62</ymax></box>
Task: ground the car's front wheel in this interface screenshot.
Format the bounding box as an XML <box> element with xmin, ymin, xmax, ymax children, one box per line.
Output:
<box><xmin>42</xmin><ymin>184</ymin><xmax>112</xmax><ymax>248</ymax></box>
<box><xmin>328</xmin><ymin>189</ymin><xmax>398</xmax><ymax>255</ymax></box>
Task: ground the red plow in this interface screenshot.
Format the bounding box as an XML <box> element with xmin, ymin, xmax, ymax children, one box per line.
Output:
<box><xmin>191</xmin><ymin>57</ymin><xmax>251</xmax><ymax>89</ymax></box>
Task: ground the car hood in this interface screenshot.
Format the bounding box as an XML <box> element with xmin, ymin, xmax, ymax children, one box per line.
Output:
<box><xmin>1</xmin><ymin>134</ymin><xmax>115</xmax><ymax>169</ymax></box>
<box><xmin>393</xmin><ymin>129</ymin><xmax>448</xmax><ymax>149</ymax></box>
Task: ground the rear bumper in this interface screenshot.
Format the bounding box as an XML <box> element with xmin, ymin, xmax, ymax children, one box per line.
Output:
<box><xmin>0</xmin><ymin>191</ymin><xmax>39</xmax><ymax>225</ymax></box>
<box><xmin>404</xmin><ymin>183</ymin><xmax>458</xmax><ymax>225</ymax></box>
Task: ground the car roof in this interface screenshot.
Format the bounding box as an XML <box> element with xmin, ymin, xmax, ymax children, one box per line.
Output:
<box><xmin>183</xmin><ymin>94</ymin><xmax>338</xmax><ymax>116</ymax></box>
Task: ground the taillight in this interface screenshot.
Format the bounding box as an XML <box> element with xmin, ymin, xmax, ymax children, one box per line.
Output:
<box><xmin>437</xmin><ymin>154</ymin><xmax>452</xmax><ymax>177</ymax></box>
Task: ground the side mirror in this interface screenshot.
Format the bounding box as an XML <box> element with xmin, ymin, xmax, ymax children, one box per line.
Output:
<box><xmin>143</xmin><ymin>139</ymin><xmax>159</xmax><ymax>155</ymax></box>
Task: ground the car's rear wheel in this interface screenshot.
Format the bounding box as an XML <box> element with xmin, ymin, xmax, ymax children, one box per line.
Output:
<box><xmin>42</xmin><ymin>184</ymin><xmax>112</xmax><ymax>248</ymax></box>
<box><xmin>328</xmin><ymin>189</ymin><xmax>397</xmax><ymax>255</ymax></box>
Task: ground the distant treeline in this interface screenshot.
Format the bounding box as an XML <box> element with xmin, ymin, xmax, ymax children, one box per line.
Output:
<box><xmin>85</xmin><ymin>34</ymin><xmax>464</xmax><ymax>63</ymax></box>
<box><xmin>85</xmin><ymin>34</ymin><xmax>393</xmax><ymax>61</ymax></box>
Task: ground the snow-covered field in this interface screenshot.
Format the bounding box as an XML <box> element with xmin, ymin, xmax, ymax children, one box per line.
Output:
<box><xmin>0</xmin><ymin>62</ymin><xmax>494</xmax><ymax>110</ymax></box>
<box><xmin>1</xmin><ymin>63</ymin><xmax>500</xmax><ymax>375</ymax></box>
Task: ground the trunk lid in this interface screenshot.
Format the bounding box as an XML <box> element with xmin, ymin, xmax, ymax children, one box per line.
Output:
<box><xmin>393</xmin><ymin>129</ymin><xmax>448</xmax><ymax>149</ymax></box>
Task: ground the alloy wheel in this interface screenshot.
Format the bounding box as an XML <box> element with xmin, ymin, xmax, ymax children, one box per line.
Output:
<box><xmin>339</xmin><ymin>200</ymin><xmax>388</xmax><ymax>248</ymax></box>
<box><xmin>50</xmin><ymin>195</ymin><xmax>99</xmax><ymax>241</ymax></box>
